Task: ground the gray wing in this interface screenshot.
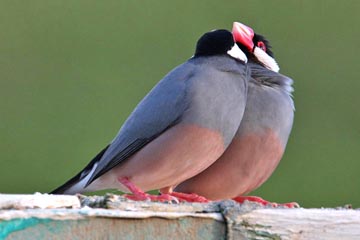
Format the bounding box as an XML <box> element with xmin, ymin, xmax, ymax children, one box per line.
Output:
<box><xmin>245</xmin><ymin>61</ymin><xmax>295</xmax><ymax>146</ymax></box>
<box><xmin>248</xmin><ymin>62</ymin><xmax>294</xmax><ymax>96</ymax></box>
<box><xmin>84</xmin><ymin>62</ymin><xmax>194</xmax><ymax>186</ymax></box>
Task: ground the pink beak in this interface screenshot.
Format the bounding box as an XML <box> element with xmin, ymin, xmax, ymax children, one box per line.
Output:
<box><xmin>232</xmin><ymin>22</ymin><xmax>255</xmax><ymax>52</ymax></box>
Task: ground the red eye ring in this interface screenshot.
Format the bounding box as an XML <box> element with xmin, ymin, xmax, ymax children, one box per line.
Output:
<box><xmin>257</xmin><ymin>41</ymin><xmax>266</xmax><ymax>52</ymax></box>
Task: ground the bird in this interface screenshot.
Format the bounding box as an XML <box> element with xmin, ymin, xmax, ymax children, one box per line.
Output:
<box><xmin>175</xmin><ymin>22</ymin><xmax>297</xmax><ymax>207</ymax></box>
<box><xmin>50</xmin><ymin>29</ymin><xmax>250</xmax><ymax>202</ymax></box>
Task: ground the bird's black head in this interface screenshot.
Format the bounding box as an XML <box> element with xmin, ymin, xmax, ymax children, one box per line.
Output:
<box><xmin>253</xmin><ymin>34</ymin><xmax>274</xmax><ymax>58</ymax></box>
<box><xmin>232</xmin><ymin>22</ymin><xmax>279</xmax><ymax>71</ymax></box>
<box><xmin>194</xmin><ymin>29</ymin><xmax>247</xmax><ymax>62</ymax></box>
<box><xmin>195</xmin><ymin>29</ymin><xmax>234</xmax><ymax>57</ymax></box>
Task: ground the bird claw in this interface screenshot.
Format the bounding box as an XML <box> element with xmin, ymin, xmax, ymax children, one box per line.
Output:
<box><xmin>169</xmin><ymin>192</ymin><xmax>210</xmax><ymax>203</ymax></box>
<box><xmin>279</xmin><ymin>202</ymin><xmax>300</xmax><ymax>208</ymax></box>
<box><xmin>233</xmin><ymin>196</ymin><xmax>299</xmax><ymax>208</ymax></box>
<box><xmin>118</xmin><ymin>177</ymin><xmax>208</xmax><ymax>204</ymax></box>
<box><xmin>123</xmin><ymin>192</ymin><xmax>179</xmax><ymax>203</ymax></box>
<box><xmin>149</xmin><ymin>194</ymin><xmax>180</xmax><ymax>203</ymax></box>
<box><xmin>118</xmin><ymin>177</ymin><xmax>180</xmax><ymax>203</ymax></box>
<box><xmin>123</xmin><ymin>193</ymin><xmax>151</xmax><ymax>201</ymax></box>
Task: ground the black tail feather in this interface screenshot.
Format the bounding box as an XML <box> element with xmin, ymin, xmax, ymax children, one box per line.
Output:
<box><xmin>50</xmin><ymin>145</ymin><xmax>109</xmax><ymax>194</ymax></box>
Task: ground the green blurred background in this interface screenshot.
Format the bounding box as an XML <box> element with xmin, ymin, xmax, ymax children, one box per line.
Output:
<box><xmin>1</xmin><ymin>1</ymin><xmax>359</xmax><ymax>208</ymax></box>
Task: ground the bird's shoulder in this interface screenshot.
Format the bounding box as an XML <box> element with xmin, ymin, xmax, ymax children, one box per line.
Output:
<box><xmin>249</xmin><ymin>62</ymin><xmax>294</xmax><ymax>94</ymax></box>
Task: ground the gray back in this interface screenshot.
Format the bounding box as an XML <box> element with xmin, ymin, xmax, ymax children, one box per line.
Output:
<box><xmin>87</xmin><ymin>55</ymin><xmax>249</xmax><ymax>184</ymax></box>
<box><xmin>182</xmin><ymin>56</ymin><xmax>250</xmax><ymax>146</ymax></box>
<box><xmin>237</xmin><ymin>61</ymin><xmax>294</xmax><ymax>147</ymax></box>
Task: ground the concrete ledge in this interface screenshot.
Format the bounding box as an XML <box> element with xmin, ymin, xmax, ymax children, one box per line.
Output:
<box><xmin>0</xmin><ymin>194</ymin><xmax>359</xmax><ymax>239</ymax></box>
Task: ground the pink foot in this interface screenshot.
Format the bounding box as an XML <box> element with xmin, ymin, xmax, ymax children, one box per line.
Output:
<box><xmin>233</xmin><ymin>196</ymin><xmax>299</xmax><ymax>208</ymax></box>
<box><xmin>124</xmin><ymin>193</ymin><xmax>178</xmax><ymax>203</ymax></box>
<box><xmin>278</xmin><ymin>202</ymin><xmax>300</xmax><ymax>208</ymax></box>
<box><xmin>169</xmin><ymin>192</ymin><xmax>210</xmax><ymax>203</ymax></box>
<box><xmin>118</xmin><ymin>177</ymin><xmax>178</xmax><ymax>203</ymax></box>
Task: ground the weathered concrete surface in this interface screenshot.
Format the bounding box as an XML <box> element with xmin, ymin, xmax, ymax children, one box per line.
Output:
<box><xmin>0</xmin><ymin>193</ymin><xmax>79</xmax><ymax>210</ymax></box>
<box><xmin>0</xmin><ymin>194</ymin><xmax>359</xmax><ymax>240</ymax></box>
<box><xmin>3</xmin><ymin>216</ymin><xmax>225</xmax><ymax>240</ymax></box>
<box><xmin>0</xmin><ymin>194</ymin><xmax>225</xmax><ymax>240</ymax></box>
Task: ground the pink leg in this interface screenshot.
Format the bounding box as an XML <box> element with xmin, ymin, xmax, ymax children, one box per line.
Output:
<box><xmin>233</xmin><ymin>196</ymin><xmax>299</xmax><ymax>208</ymax></box>
<box><xmin>118</xmin><ymin>177</ymin><xmax>178</xmax><ymax>203</ymax></box>
<box><xmin>169</xmin><ymin>192</ymin><xmax>210</xmax><ymax>203</ymax></box>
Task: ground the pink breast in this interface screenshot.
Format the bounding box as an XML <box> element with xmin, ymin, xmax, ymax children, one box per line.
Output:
<box><xmin>91</xmin><ymin>123</ymin><xmax>226</xmax><ymax>193</ymax></box>
<box><xmin>175</xmin><ymin>128</ymin><xmax>284</xmax><ymax>200</ymax></box>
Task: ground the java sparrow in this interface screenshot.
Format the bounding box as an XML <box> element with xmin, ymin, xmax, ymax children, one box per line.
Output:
<box><xmin>175</xmin><ymin>22</ymin><xmax>297</xmax><ymax>206</ymax></box>
<box><xmin>50</xmin><ymin>29</ymin><xmax>250</xmax><ymax>202</ymax></box>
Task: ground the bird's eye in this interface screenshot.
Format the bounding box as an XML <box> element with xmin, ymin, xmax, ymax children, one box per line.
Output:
<box><xmin>257</xmin><ymin>41</ymin><xmax>266</xmax><ymax>52</ymax></box>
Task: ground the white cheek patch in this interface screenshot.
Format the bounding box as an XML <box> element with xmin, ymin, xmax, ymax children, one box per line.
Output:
<box><xmin>254</xmin><ymin>47</ymin><xmax>280</xmax><ymax>72</ymax></box>
<box><xmin>227</xmin><ymin>44</ymin><xmax>248</xmax><ymax>63</ymax></box>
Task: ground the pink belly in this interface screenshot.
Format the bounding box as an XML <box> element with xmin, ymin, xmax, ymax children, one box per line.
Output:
<box><xmin>175</xmin><ymin>129</ymin><xmax>284</xmax><ymax>200</ymax></box>
<box><xmin>90</xmin><ymin>124</ymin><xmax>225</xmax><ymax>193</ymax></box>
